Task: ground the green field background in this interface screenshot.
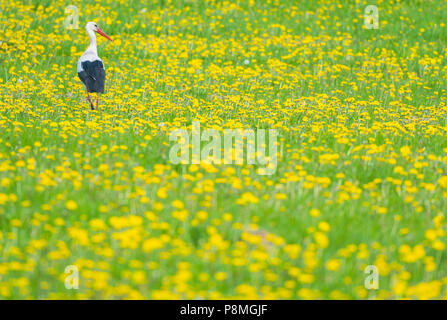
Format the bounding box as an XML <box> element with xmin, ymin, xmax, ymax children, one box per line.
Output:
<box><xmin>0</xmin><ymin>0</ymin><xmax>446</xmax><ymax>299</ymax></box>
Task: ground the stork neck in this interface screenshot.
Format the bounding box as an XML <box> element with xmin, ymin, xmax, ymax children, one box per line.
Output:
<box><xmin>87</xmin><ymin>28</ymin><xmax>97</xmax><ymax>54</ymax></box>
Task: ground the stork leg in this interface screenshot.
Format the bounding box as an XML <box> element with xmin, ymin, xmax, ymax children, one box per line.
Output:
<box><xmin>96</xmin><ymin>93</ymin><xmax>100</xmax><ymax>111</ymax></box>
<box><xmin>86</xmin><ymin>92</ymin><xmax>95</xmax><ymax>110</ymax></box>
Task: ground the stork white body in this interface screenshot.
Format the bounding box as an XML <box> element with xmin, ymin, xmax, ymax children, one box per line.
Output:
<box><xmin>77</xmin><ymin>25</ymin><xmax>104</xmax><ymax>73</ymax></box>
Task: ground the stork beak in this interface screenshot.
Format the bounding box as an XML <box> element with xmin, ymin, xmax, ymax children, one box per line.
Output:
<box><xmin>96</xmin><ymin>28</ymin><xmax>112</xmax><ymax>41</ymax></box>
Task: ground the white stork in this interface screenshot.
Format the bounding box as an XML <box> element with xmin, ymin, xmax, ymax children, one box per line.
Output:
<box><xmin>77</xmin><ymin>22</ymin><xmax>112</xmax><ymax>110</ymax></box>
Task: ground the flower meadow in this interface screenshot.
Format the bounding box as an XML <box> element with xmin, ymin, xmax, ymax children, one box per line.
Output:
<box><xmin>1</xmin><ymin>0</ymin><xmax>447</xmax><ymax>300</ymax></box>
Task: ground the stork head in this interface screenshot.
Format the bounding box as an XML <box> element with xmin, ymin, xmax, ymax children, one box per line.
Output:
<box><xmin>86</xmin><ymin>21</ymin><xmax>112</xmax><ymax>41</ymax></box>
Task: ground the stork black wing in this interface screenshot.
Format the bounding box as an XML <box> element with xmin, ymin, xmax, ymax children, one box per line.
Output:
<box><xmin>77</xmin><ymin>60</ymin><xmax>106</xmax><ymax>93</ymax></box>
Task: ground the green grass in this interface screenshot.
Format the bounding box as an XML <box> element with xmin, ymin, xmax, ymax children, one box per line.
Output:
<box><xmin>0</xmin><ymin>0</ymin><xmax>446</xmax><ymax>299</ymax></box>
